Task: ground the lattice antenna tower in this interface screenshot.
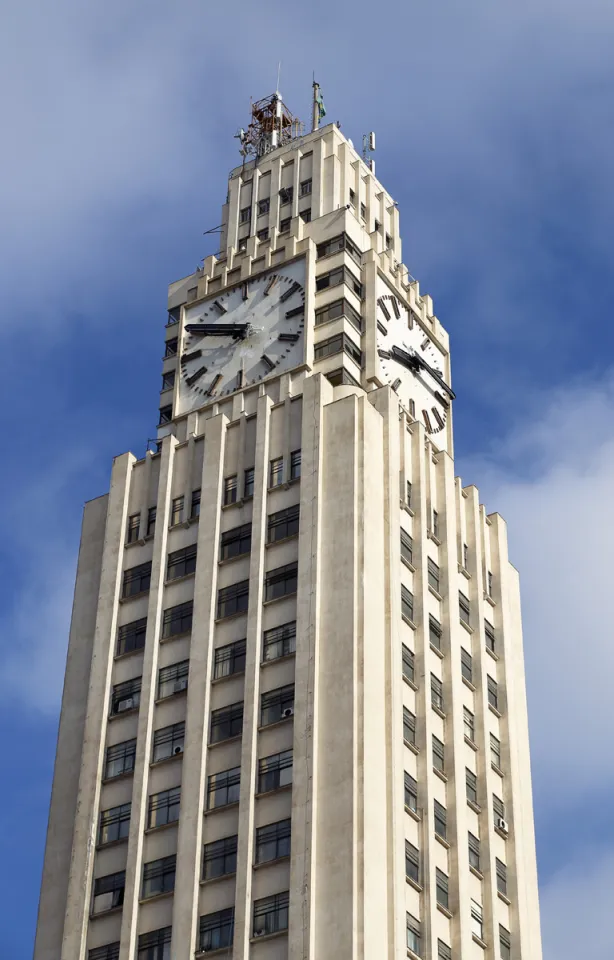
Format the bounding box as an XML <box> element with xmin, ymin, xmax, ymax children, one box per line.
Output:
<box><xmin>235</xmin><ymin>92</ymin><xmax>304</xmax><ymax>159</ymax></box>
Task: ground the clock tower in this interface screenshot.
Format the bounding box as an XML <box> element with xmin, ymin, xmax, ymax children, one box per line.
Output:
<box><xmin>34</xmin><ymin>91</ymin><xmax>543</xmax><ymax>960</ymax></box>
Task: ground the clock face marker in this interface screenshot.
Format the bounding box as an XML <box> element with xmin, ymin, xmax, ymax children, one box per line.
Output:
<box><xmin>181</xmin><ymin>348</ymin><xmax>202</xmax><ymax>364</ymax></box>
<box><xmin>186</xmin><ymin>365</ymin><xmax>208</xmax><ymax>387</ymax></box>
<box><xmin>392</xmin><ymin>378</ymin><xmax>401</xmax><ymax>392</ymax></box>
<box><xmin>279</xmin><ymin>281</ymin><xmax>301</xmax><ymax>304</ymax></box>
<box><xmin>377</xmin><ymin>320</ymin><xmax>388</xmax><ymax>336</ymax></box>
<box><xmin>242</xmin><ymin>282</ymin><xmax>249</xmax><ymax>301</ymax></box>
<box><xmin>391</xmin><ymin>298</ymin><xmax>400</xmax><ymax>319</ymax></box>
<box><xmin>236</xmin><ymin>367</ymin><xmax>244</xmax><ymax>388</ymax></box>
<box><xmin>420</xmin><ymin>337</ymin><xmax>430</xmax><ymax>352</ymax></box>
<box><xmin>431</xmin><ymin>407</ymin><xmax>445</xmax><ymax>430</ymax></box>
<box><xmin>378</xmin><ymin>297</ymin><xmax>391</xmax><ymax>321</ymax></box>
<box><xmin>207</xmin><ymin>373</ymin><xmax>223</xmax><ymax>396</ymax></box>
<box><xmin>264</xmin><ymin>274</ymin><xmax>279</xmax><ymax>296</ymax></box>
<box><xmin>285</xmin><ymin>306</ymin><xmax>304</xmax><ymax>319</ymax></box>
<box><xmin>213</xmin><ymin>299</ymin><xmax>227</xmax><ymax>314</ymax></box>
<box><xmin>261</xmin><ymin>353</ymin><xmax>275</xmax><ymax>371</ymax></box>
<box><xmin>378</xmin><ymin>348</ymin><xmax>391</xmax><ymax>359</ymax></box>
<box><xmin>278</xmin><ymin>333</ymin><xmax>300</xmax><ymax>343</ymax></box>
<box><xmin>422</xmin><ymin>409</ymin><xmax>433</xmax><ymax>433</ymax></box>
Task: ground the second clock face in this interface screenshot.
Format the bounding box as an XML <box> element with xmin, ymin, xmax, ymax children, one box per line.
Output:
<box><xmin>177</xmin><ymin>259</ymin><xmax>306</xmax><ymax>413</ymax></box>
<box><xmin>376</xmin><ymin>285</ymin><xmax>451</xmax><ymax>451</ymax></box>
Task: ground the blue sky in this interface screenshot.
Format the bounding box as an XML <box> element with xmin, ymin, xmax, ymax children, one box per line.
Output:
<box><xmin>2</xmin><ymin>0</ymin><xmax>614</xmax><ymax>955</ymax></box>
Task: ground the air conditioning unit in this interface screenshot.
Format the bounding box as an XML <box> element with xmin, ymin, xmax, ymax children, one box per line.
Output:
<box><xmin>174</xmin><ymin>744</ymin><xmax>184</xmax><ymax>755</ymax></box>
<box><xmin>117</xmin><ymin>697</ymin><xmax>134</xmax><ymax>712</ymax></box>
<box><xmin>497</xmin><ymin>817</ymin><xmax>509</xmax><ymax>834</ymax></box>
<box><xmin>174</xmin><ymin>678</ymin><xmax>188</xmax><ymax>694</ymax></box>
<box><xmin>282</xmin><ymin>706</ymin><xmax>294</xmax><ymax>719</ymax></box>
<box><xmin>253</xmin><ymin>928</ymin><xmax>266</xmax><ymax>938</ymax></box>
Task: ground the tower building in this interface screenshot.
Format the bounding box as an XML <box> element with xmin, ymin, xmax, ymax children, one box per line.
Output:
<box><xmin>34</xmin><ymin>91</ymin><xmax>543</xmax><ymax>960</ymax></box>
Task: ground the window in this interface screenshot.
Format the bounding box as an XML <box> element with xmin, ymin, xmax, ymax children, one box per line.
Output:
<box><xmin>406</xmin><ymin>913</ymin><xmax>421</xmax><ymax>956</ymax></box>
<box><xmin>487</xmin><ymin>570</ymin><xmax>493</xmax><ymax>596</ymax></box>
<box><xmin>258</xmin><ymin>749</ymin><xmax>293</xmax><ymax>793</ymax></box>
<box><xmin>167</xmin><ymin>544</ymin><xmax>197</xmax><ymax>581</ymax></box>
<box><xmin>493</xmin><ymin>793</ymin><xmax>505</xmax><ymax>820</ymax></box>
<box><xmin>117</xmin><ymin>617</ymin><xmax>147</xmax><ymax>657</ymax></box>
<box><xmin>461</xmin><ymin>648</ymin><xmax>473</xmax><ymax>683</ymax></box>
<box><xmin>488</xmin><ymin>675</ymin><xmax>499</xmax><ymax>711</ymax></box>
<box><xmin>170</xmin><ymin>496</ymin><xmax>184</xmax><ymax>526</ymax></box>
<box><xmin>214</xmin><ymin>638</ymin><xmax>247</xmax><ymax>678</ymax></box>
<box><xmin>402</xmin><ymin>644</ymin><xmax>415</xmax><ymax>684</ymax></box>
<box><xmin>142</xmin><ymin>855</ymin><xmax>176</xmax><ymax>899</ymax></box>
<box><xmin>405</xmin><ymin>841</ymin><xmax>420</xmax><ymax>884</ymax></box>
<box><xmin>406</xmin><ymin>480</ymin><xmax>413</xmax><ymax>508</ymax></box>
<box><xmin>239</xmin><ymin>206</ymin><xmax>251</xmax><ymax>223</ymax></box>
<box><xmin>403</xmin><ymin>707</ymin><xmax>416</xmax><ymax>746</ymax></box>
<box><xmin>404</xmin><ymin>772</ymin><xmax>418</xmax><ymax>813</ymax></box>
<box><xmin>431</xmin><ymin>674</ymin><xmax>444</xmax><ymax>712</ymax></box>
<box><xmin>161</xmin><ymin>600</ymin><xmax>193</xmax><ymax>639</ymax></box>
<box><xmin>300</xmin><ymin>178</ymin><xmax>312</xmax><ymax>196</ymax></box>
<box><xmin>315</xmin><ymin>297</ymin><xmax>362</xmax><ymax>331</ymax></box>
<box><xmin>161</xmin><ymin>370</ymin><xmax>175</xmax><ymax>391</ymax></box>
<box><xmin>158</xmin><ymin>405</ymin><xmax>173</xmax><ymax>425</ymax></box>
<box><xmin>244</xmin><ymin>467</ymin><xmax>255</xmax><ymax>498</ymax></box>
<box><xmin>210</xmin><ymin>701</ymin><xmax>244</xmax><ymax>743</ymax></box>
<box><xmin>105</xmin><ymin>739</ymin><xmax>136</xmax><ymax>780</ymax></box>
<box><xmin>152</xmin><ymin>722</ymin><xmax>185</xmax><ymax>763</ymax></box>
<box><xmin>300</xmin><ymin>208</ymin><xmax>312</xmax><ymax>223</ymax></box>
<box><xmin>203</xmin><ymin>835</ymin><xmax>237</xmax><ymax>880</ymax></box>
<box><xmin>223</xmin><ymin>475</ymin><xmax>238</xmax><ymax>504</ymax></box>
<box><xmin>468</xmin><ymin>832</ymin><xmax>480</xmax><ymax>871</ymax></box>
<box><xmin>110</xmin><ymin>677</ymin><xmax>141</xmax><ymax>715</ymax></box>
<box><xmin>217</xmin><ymin>579</ymin><xmax>249</xmax><ymax>618</ymax></box>
<box><xmin>429</xmin><ymin>615</ymin><xmax>442</xmax><ymax>651</ymax></box>
<box><xmin>92</xmin><ymin>871</ymin><xmax>125</xmax><ymax>915</ymax></box>
<box><xmin>137</xmin><ymin>927</ymin><xmax>171</xmax><ymax>959</ymax></box>
<box><xmin>437</xmin><ymin>940</ymin><xmax>452</xmax><ymax>960</ymax></box>
<box><xmin>436</xmin><ymin>869</ymin><xmax>449</xmax><ymax>910</ymax></box>
<box><xmin>261</xmin><ymin>684</ymin><xmax>295</xmax><ymax>726</ymax></box>
<box><xmin>466</xmin><ymin>768</ymin><xmax>478</xmax><ymax>805</ymax></box>
<box><xmin>316</xmin><ymin>233</ymin><xmax>362</xmax><ymax>265</ymax></box>
<box><xmin>470</xmin><ymin>900</ymin><xmax>483</xmax><ymax>941</ymax></box>
<box><xmin>167</xmin><ymin>306</ymin><xmax>180</xmax><ymax>325</ymax></box>
<box><xmin>427</xmin><ymin>558</ymin><xmax>440</xmax><ymax>593</ymax></box>
<box><xmin>463</xmin><ymin>542</ymin><xmax>469</xmax><ymax>568</ymax></box>
<box><xmin>459</xmin><ymin>591</ymin><xmax>471</xmax><ymax>626</ymax></box>
<box><xmin>313</xmin><ymin>331</ymin><xmax>362</xmax><ymax>367</ymax></box>
<box><xmin>360</xmin><ymin>202</ymin><xmax>366</xmax><ymax>220</ymax></box>
<box><xmin>432</xmin><ymin>509</ymin><xmax>440</xmax><ymax>539</ymax></box>
<box><xmin>158</xmin><ymin>660</ymin><xmax>189</xmax><ymax>699</ymax></box>
<box><xmin>253</xmin><ymin>891</ymin><xmax>289</xmax><ymax>936</ymax></box>
<box><xmin>220</xmin><ymin>523</ymin><xmax>252</xmax><ymax>560</ymax></box>
<box><xmin>290</xmin><ymin>449</ymin><xmax>301</xmax><ymax>480</ymax></box>
<box><xmin>279</xmin><ymin>217</ymin><xmax>291</xmax><ymax>233</ymax></box>
<box><xmin>349</xmin><ymin>188</ymin><xmax>356</xmax><ymax>205</ymax></box>
<box><xmin>491</xmin><ymin>733</ymin><xmax>502</xmax><ymax>769</ymax></box>
<box><xmin>464</xmin><ymin>707</ymin><xmax>475</xmax><ymax>743</ymax></box>
<box><xmin>263</xmin><ymin>621</ymin><xmax>296</xmax><ymax>661</ymax></box>
<box><xmin>122</xmin><ymin>561</ymin><xmax>151</xmax><ymax>598</ymax></box>
<box><xmin>433</xmin><ymin>735</ymin><xmax>444</xmax><ymax>773</ymax></box>
<box><xmin>258</xmin><ymin>198</ymin><xmax>270</xmax><ymax>215</ymax></box>
<box><xmin>279</xmin><ymin>186</ymin><xmax>293</xmax><ymax>204</ymax></box>
<box><xmin>264</xmin><ymin>562</ymin><xmax>298</xmax><ymax>601</ymax></box>
<box><xmin>256</xmin><ymin>818</ymin><xmax>291</xmax><ymax>863</ymax></box>
<box><xmin>401</xmin><ymin>584</ymin><xmax>414</xmax><ymax>622</ymax></box>
<box><xmin>89</xmin><ymin>946</ymin><xmax>120</xmax><ymax>960</ymax></box>
<box><xmin>146</xmin><ymin>506</ymin><xmax>157</xmax><ymax>537</ymax></box>
<box><xmin>325</xmin><ymin>367</ymin><xmax>362</xmax><ymax>387</ymax></box>
<box><xmin>148</xmin><ymin>787</ymin><xmax>180</xmax><ymax>829</ymax></box>
<box><xmin>385</xmin><ymin>232</ymin><xmax>392</xmax><ymax>250</ymax></box>
<box><xmin>199</xmin><ymin>908</ymin><xmax>234</xmax><ymax>953</ymax></box>
<box><xmin>485</xmin><ymin>619</ymin><xmax>496</xmax><ymax>653</ymax></box>
<box><xmin>496</xmin><ymin>858</ymin><xmax>508</xmax><ymax>896</ymax></box>
<box><xmin>257</xmin><ymin>227</ymin><xmax>269</xmax><ymax>241</ymax></box>
<box><xmin>434</xmin><ymin>800</ymin><xmax>447</xmax><ymax>840</ymax></box>
<box><xmin>269</xmin><ymin>456</ymin><xmax>284</xmax><ymax>487</ymax></box>
<box><xmin>164</xmin><ymin>338</ymin><xmax>178</xmax><ymax>358</ymax></box>
<box><xmin>315</xmin><ymin>265</ymin><xmax>363</xmax><ymax>298</ymax></box>
<box><xmin>409</xmin><ymin>399</ymin><xmax>416</xmax><ymax>418</ymax></box>
<box><xmin>401</xmin><ymin>529</ymin><xmax>413</xmax><ymax>565</ymax></box>
<box><xmin>127</xmin><ymin>513</ymin><xmax>140</xmax><ymax>543</ymax></box>
<box><xmin>99</xmin><ymin>803</ymin><xmax>131</xmax><ymax>845</ymax></box>
<box><xmin>374</xmin><ymin>218</ymin><xmax>381</xmax><ymax>233</ymax></box>
<box><xmin>191</xmin><ymin>488</ymin><xmax>201</xmax><ymax>518</ymax></box>
<box><xmin>499</xmin><ymin>925</ymin><xmax>511</xmax><ymax>960</ymax></box>
<box><xmin>207</xmin><ymin>766</ymin><xmax>241</xmax><ymax>809</ymax></box>
<box><xmin>268</xmin><ymin>504</ymin><xmax>299</xmax><ymax>543</ymax></box>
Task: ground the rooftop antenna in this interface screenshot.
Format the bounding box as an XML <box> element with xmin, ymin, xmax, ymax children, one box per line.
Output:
<box><xmin>276</xmin><ymin>61</ymin><xmax>281</xmax><ymax>94</ymax></box>
<box><xmin>236</xmin><ymin>91</ymin><xmax>304</xmax><ymax>159</ymax></box>
<box><xmin>362</xmin><ymin>131</ymin><xmax>376</xmax><ymax>174</ymax></box>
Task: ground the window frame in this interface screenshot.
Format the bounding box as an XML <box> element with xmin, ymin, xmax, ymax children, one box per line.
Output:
<box><xmin>403</xmin><ymin>706</ymin><xmax>416</xmax><ymax>746</ymax></box>
<box><xmin>436</xmin><ymin>868</ymin><xmax>449</xmax><ymax>910</ymax></box>
<box><xmin>116</xmin><ymin>617</ymin><xmax>147</xmax><ymax>657</ymax></box>
<box><xmin>401</xmin><ymin>584</ymin><xmax>414</xmax><ymax>622</ymax></box>
<box><xmin>402</xmin><ymin>643</ymin><xmax>415</xmax><ymax>684</ymax></box>
<box><xmin>148</xmin><ymin>787</ymin><xmax>180</xmax><ymax>829</ymax></box>
<box><xmin>166</xmin><ymin>544</ymin><xmax>197</xmax><ymax>581</ymax></box>
<box><xmin>206</xmin><ymin>766</ymin><xmax>241</xmax><ymax>809</ymax></box>
<box><xmin>258</xmin><ymin>749</ymin><xmax>293</xmax><ymax>794</ymax></box>
<box><xmin>199</xmin><ymin>908</ymin><xmax>234</xmax><ymax>953</ymax></box>
<box><xmin>466</xmin><ymin>768</ymin><xmax>478</xmax><ymax>805</ymax></box>
<box><xmin>253</xmin><ymin>891</ymin><xmax>289</xmax><ymax>937</ymax></box>
<box><xmin>220</xmin><ymin>522</ymin><xmax>252</xmax><ymax>561</ymax></box>
<box><xmin>152</xmin><ymin>721</ymin><xmax>185</xmax><ymax>763</ymax></box>
<box><xmin>214</xmin><ymin>638</ymin><xmax>247</xmax><ymax>678</ymax></box>
<box><xmin>161</xmin><ymin>600</ymin><xmax>193</xmax><ymax>639</ymax></box>
<box><xmin>202</xmin><ymin>835</ymin><xmax>238</xmax><ymax>880</ymax></box>
<box><xmin>122</xmin><ymin>562</ymin><xmax>151</xmax><ymax>598</ymax></box>
<box><xmin>223</xmin><ymin>475</ymin><xmax>238</xmax><ymax>505</ymax></box>
<box><xmin>260</xmin><ymin>684</ymin><xmax>295</xmax><ymax>726</ymax></box>
<box><xmin>98</xmin><ymin>802</ymin><xmax>131</xmax><ymax>846</ymax></box>
<box><xmin>405</xmin><ymin>840</ymin><xmax>420</xmax><ymax>885</ymax></box>
<box><xmin>267</xmin><ymin>504</ymin><xmax>300</xmax><ymax>543</ymax></box>
<box><xmin>216</xmin><ymin>579</ymin><xmax>249</xmax><ymax>619</ymax></box>
<box><xmin>434</xmin><ymin>800</ymin><xmax>447</xmax><ymax>840</ymax></box>
<box><xmin>104</xmin><ymin>738</ymin><xmax>136</xmax><ymax>780</ymax></box>
<box><xmin>255</xmin><ymin>818</ymin><xmax>291</xmax><ymax>863</ymax></box>
<box><xmin>157</xmin><ymin>660</ymin><xmax>189</xmax><ymax>700</ymax></box>
<box><xmin>263</xmin><ymin>621</ymin><xmax>296</xmax><ymax>662</ymax></box>
<box><xmin>264</xmin><ymin>562</ymin><xmax>298</xmax><ymax>602</ymax></box>
<box><xmin>141</xmin><ymin>854</ymin><xmax>176</xmax><ymax>900</ymax></box>
<box><xmin>210</xmin><ymin>700</ymin><xmax>244</xmax><ymax>743</ymax></box>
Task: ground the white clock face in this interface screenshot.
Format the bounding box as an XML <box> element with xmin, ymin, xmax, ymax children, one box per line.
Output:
<box><xmin>376</xmin><ymin>285</ymin><xmax>453</xmax><ymax>450</ymax></box>
<box><xmin>177</xmin><ymin>259</ymin><xmax>305</xmax><ymax>413</ymax></box>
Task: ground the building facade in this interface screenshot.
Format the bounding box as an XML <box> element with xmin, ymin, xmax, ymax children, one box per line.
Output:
<box><xmin>34</xmin><ymin>93</ymin><xmax>543</xmax><ymax>960</ymax></box>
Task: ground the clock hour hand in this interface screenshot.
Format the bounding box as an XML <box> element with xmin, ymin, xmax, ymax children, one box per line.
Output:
<box><xmin>185</xmin><ymin>323</ymin><xmax>250</xmax><ymax>340</ymax></box>
<box><xmin>390</xmin><ymin>345</ymin><xmax>456</xmax><ymax>401</ymax></box>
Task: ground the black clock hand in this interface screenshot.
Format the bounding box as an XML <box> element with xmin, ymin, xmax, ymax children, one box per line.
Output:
<box><xmin>390</xmin><ymin>345</ymin><xmax>456</xmax><ymax>401</ymax></box>
<box><xmin>185</xmin><ymin>323</ymin><xmax>250</xmax><ymax>340</ymax></box>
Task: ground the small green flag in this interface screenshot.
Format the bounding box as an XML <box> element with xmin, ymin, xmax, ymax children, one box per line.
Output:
<box><xmin>316</xmin><ymin>90</ymin><xmax>326</xmax><ymax>121</ymax></box>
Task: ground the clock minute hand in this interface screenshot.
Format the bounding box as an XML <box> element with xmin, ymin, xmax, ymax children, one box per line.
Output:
<box><xmin>414</xmin><ymin>353</ymin><xmax>456</xmax><ymax>401</ymax></box>
<box><xmin>391</xmin><ymin>345</ymin><xmax>456</xmax><ymax>401</ymax></box>
<box><xmin>185</xmin><ymin>323</ymin><xmax>250</xmax><ymax>340</ymax></box>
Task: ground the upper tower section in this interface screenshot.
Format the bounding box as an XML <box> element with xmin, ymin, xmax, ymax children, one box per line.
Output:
<box><xmin>159</xmin><ymin>90</ymin><xmax>453</xmax><ymax>455</ymax></box>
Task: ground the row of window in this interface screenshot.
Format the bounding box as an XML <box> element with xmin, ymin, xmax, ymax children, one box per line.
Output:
<box><xmin>313</xmin><ymin>331</ymin><xmax>363</xmax><ymax>368</ymax></box>
<box><xmin>89</xmin><ymin>891</ymin><xmax>290</xmax><ymax>958</ymax></box>
<box><xmin>406</xmin><ymin>911</ymin><xmax>511</xmax><ymax>959</ymax></box>
<box><xmin>405</xmin><ymin>834</ymin><xmax>508</xmax><ymax>896</ymax></box>
<box><xmin>238</xmin><ymin>179</ymin><xmax>313</xmax><ymax>225</ymax></box>
<box><xmin>403</xmin><ymin>640</ymin><xmax>502</xmax><ymax>718</ymax></box>
<box><xmin>224</xmin><ymin>449</ymin><xmax>301</xmax><ymax>504</ymax></box>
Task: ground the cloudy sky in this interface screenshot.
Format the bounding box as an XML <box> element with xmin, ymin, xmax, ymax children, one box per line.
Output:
<box><xmin>2</xmin><ymin>0</ymin><xmax>614</xmax><ymax>955</ymax></box>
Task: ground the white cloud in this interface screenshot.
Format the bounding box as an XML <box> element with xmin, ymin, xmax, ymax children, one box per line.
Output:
<box><xmin>540</xmin><ymin>843</ymin><xmax>614</xmax><ymax>960</ymax></box>
<box><xmin>459</xmin><ymin>375</ymin><xmax>614</xmax><ymax>809</ymax></box>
